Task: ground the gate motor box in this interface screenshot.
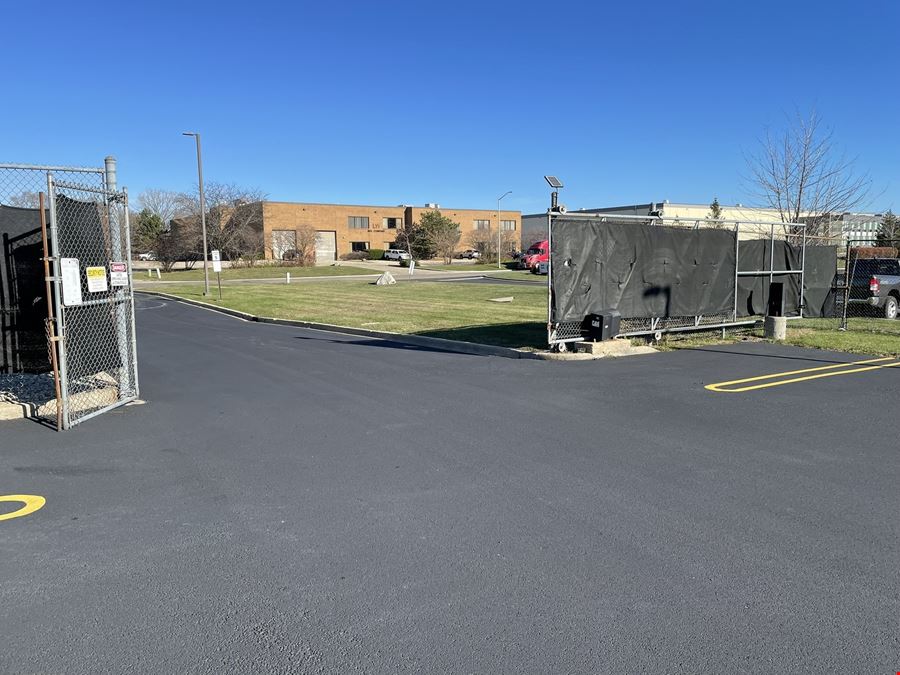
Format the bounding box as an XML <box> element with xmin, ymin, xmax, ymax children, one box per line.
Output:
<box><xmin>582</xmin><ymin>311</ymin><xmax>621</xmax><ymax>341</ymax></box>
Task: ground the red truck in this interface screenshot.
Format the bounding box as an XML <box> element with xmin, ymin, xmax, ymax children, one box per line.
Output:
<box><xmin>519</xmin><ymin>240</ymin><xmax>548</xmax><ymax>273</ymax></box>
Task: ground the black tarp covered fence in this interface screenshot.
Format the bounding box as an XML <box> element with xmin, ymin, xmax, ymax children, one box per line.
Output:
<box><xmin>549</xmin><ymin>218</ymin><xmax>837</xmax><ymax>336</ymax></box>
<box><xmin>0</xmin><ymin>205</ymin><xmax>49</xmax><ymax>373</ymax></box>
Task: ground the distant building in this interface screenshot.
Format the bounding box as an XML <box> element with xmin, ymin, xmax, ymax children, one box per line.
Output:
<box><xmin>259</xmin><ymin>202</ymin><xmax>520</xmax><ymax>262</ymax></box>
<box><xmin>522</xmin><ymin>200</ymin><xmax>883</xmax><ymax>246</ymax></box>
<box><xmin>170</xmin><ymin>201</ymin><xmax>522</xmax><ymax>263</ymax></box>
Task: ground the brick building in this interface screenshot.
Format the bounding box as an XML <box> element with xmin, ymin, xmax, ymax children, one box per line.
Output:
<box><xmin>259</xmin><ymin>201</ymin><xmax>521</xmax><ymax>262</ymax></box>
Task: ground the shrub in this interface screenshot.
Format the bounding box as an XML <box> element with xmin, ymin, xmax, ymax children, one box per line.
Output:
<box><xmin>340</xmin><ymin>251</ymin><xmax>369</xmax><ymax>261</ymax></box>
<box><xmin>368</xmin><ymin>248</ymin><xmax>384</xmax><ymax>260</ymax></box>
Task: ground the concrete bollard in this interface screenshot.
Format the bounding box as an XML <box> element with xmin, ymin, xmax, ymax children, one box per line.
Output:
<box><xmin>764</xmin><ymin>315</ymin><xmax>787</xmax><ymax>340</ymax></box>
<box><xmin>286</xmin><ymin>272</ymin><xmax>291</xmax><ymax>284</ymax></box>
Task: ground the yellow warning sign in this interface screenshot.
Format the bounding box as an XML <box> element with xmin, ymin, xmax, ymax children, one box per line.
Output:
<box><xmin>86</xmin><ymin>266</ymin><xmax>108</xmax><ymax>292</ymax></box>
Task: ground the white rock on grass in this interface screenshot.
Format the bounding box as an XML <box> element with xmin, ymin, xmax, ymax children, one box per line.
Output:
<box><xmin>375</xmin><ymin>271</ymin><xmax>396</xmax><ymax>286</ymax></box>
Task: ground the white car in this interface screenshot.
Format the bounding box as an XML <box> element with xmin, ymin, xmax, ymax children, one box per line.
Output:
<box><xmin>137</xmin><ymin>251</ymin><xmax>157</xmax><ymax>261</ymax></box>
<box><xmin>383</xmin><ymin>249</ymin><xmax>411</xmax><ymax>261</ymax></box>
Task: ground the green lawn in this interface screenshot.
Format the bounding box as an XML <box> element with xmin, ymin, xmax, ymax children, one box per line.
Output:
<box><xmin>154</xmin><ymin>281</ymin><xmax>548</xmax><ymax>349</ymax></box>
<box><xmin>784</xmin><ymin>318</ymin><xmax>900</xmax><ymax>355</ymax></box>
<box><xmin>661</xmin><ymin>318</ymin><xmax>900</xmax><ymax>356</ymax></box>
<box><xmin>134</xmin><ymin>264</ymin><xmax>381</xmax><ymax>282</ymax></box>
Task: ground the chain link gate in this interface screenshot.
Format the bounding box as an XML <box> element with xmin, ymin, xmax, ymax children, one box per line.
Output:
<box><xmin>836</xmin><ymin>237</ymin><xmax>900</xmax><ymax>329</ymax></box>
<box><xmin>0</xmin><ymin>161</ymin><xmax>139</xmax><ymax>429</ymax></box>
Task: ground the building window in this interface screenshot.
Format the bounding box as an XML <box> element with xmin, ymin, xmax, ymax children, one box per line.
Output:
<box><xmin>351</xmin><ymin>241</ymin><xmax>369</xmax><ymax>252</ymax></box>
<box><xmin>474</xmin><ymin>219</ymin><xmax>490</xmax><ymax>230</ymax></box>
<box><xmin>382</xmin><ymin>217</ymin><xmax>400</xmax><ymax>229</ymax></box>
<box><xmin>501</xmin><ymin>220</ymin><xmax>516</xmax><ymax>231</ymax></box>
<box><xmin>348</xmin><ymin>216</ymin><xmax>369</xmax><ymax>229</ymax></box>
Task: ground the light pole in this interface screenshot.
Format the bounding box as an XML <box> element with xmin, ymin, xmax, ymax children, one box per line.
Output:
<box><xmin>183</xmin><ymin>131</ymin><xmax>209</xmax><ymax>296</ymax></box>
<box><xmin>497</xmin><ymin>190</ymin><xmax>511</xmax><ymax>270</ymax></box>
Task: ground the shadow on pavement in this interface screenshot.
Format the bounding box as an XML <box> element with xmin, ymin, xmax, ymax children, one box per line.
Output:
<box><xmin>292</xmin><ymin>335</ymin><xmax>476</xmax><ymax>355</ymax></box>
<box><xmin>415</xmin><ymin>322</ymin><xmax>545</xmax><ymax>350</ymax></box>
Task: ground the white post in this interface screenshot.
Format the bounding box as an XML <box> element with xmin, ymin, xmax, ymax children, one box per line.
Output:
<box><xmin>286</xmin><ymin>272</ymin><xmax>291</xmax><ymax>284</ymax></box>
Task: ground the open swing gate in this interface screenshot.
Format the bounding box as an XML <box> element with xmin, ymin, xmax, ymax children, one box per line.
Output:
<box><xmin>0</xmin><ymin>161</ymin><xmax>138</xmax><ymax>429</ymax></box>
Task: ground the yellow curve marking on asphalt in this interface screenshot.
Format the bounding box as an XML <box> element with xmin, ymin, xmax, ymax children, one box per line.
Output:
<box><xmin>0</xmin><ymin>495</ymin><xmax>46</xmax><ymax>521</ymax></box>
<box><xmin>706</xmin><ymin>356</ymin><xmax>900</xmax><ymax>393</ymax></box>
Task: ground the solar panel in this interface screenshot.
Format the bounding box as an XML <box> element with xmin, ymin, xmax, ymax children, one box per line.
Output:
<box><xmin>544</xmin><ymin>175</ymin><xmax>563</xmax><ymax>188</ymax></box>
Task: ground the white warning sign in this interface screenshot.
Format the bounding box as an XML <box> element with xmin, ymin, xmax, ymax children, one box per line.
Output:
<box><xmin>60</xmin><ymin>258</ymin><xmax>83</xmax><ymax>307</ymax></box>
<box><xmin>110</xmin><ymin>262</ymin><xmax>128</xmax><ymax>287</ymax></box>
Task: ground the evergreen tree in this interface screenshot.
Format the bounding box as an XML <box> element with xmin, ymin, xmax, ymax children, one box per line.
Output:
<box><xmin>876</xmin><ymin>210</ymin><xmax>899</xmax><ymax>246</ymax></box>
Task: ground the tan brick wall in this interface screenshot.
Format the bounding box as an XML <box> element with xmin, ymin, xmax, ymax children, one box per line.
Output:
<box><xmin>406</xmin><ymin>207</ymin><xmax>522</xmax><ymax>251</ymax></box>
<box><xmin>262</xmin><ymin>202</ymin><xmax>407</xmax><ymax>260</ymax></box>
<box><xmin>261</xmin><ymin>202</ymin><xmax>523</xmax><ymax>260</ymax></box>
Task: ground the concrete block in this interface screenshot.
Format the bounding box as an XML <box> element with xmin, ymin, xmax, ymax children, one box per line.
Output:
<box><xmin>764</xmin><ymin>315</ymin><xmax>787</xmax><ymax>340</ymax></box>
<box><xmin>574</xmin><ymin>339</ymin><xmax>657</xmax><ymax>358</ymax></box>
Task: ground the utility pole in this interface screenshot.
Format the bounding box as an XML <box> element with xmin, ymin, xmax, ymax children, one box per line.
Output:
<box><xmin>497</xmin><ymin>190</ymin><xmax>511</xmax><ymax>270</ymax></box>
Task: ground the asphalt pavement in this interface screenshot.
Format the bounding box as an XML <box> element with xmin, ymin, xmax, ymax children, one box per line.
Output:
<box><xmin>1</xmin><ymin>296</ymin><xmax>898</xmax><ymax>673</ymax></box>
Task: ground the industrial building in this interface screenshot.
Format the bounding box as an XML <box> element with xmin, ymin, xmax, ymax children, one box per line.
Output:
<box><xmin>259</xmin><ymin>201</ymin><xmax>521</xmax><ymax>263</ymax></box>
<box><xmin>522</xmin><ymin>201</ymin><xmax>885</xmax><ymax>246</ymax></box>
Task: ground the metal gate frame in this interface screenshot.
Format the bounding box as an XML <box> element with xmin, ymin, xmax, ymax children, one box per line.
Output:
<box><xmin>0</xmin><ymin>160</ymin><xmax>139</xmax><ymax>429</ymax></box>
<box><xmin>546</xmin><ymin>211</ymin><xmax>808</xmax><ymax>347</ymax></box>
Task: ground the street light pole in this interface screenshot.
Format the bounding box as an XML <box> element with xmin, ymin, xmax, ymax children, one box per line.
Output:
<box><xmin>183</xmin><ymin>132</ymin><xmax>209</xmax><ymax>296</ymax></box>
<box><xmin>497</xmin><ymin>190</ymin><xmax>512</xmax><ymax>270</ymax></box>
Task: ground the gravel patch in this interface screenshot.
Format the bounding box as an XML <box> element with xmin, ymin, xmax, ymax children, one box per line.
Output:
<box><xmin>0</xmin><ymin>372</ymin><xmax>56</xmax><ymax>405</ymax></box>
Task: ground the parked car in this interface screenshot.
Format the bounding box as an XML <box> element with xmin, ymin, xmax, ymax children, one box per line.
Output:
<box><xmin>383</xmin><ymin>249</ymin><xmax>411</xmax><ymax>261</ymax></box>
<box><xmin>459</xmin><ymin>249</ymin><xmax>481</xmax><ymax>259</ymax></box>
<box><xmin>848</xmin><ymin>257</ymin><xmax>900</xmax><ymax>319</ymax></box>
<box><xmin>137</xmin><ymin>251</ymin><xmax>157</xmax><ymax>261</ymax></box>
<box><xmin>519</xmin><ymin>240</ymin><xmax>548</xmax><ymax>271</ymax></box>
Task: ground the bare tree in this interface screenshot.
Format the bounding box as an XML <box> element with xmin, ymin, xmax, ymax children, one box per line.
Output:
<box><xmin>295</xmin><ymin>224</ymin><xmax>318</xmax><ymax>265</ymax></box>
<box><xmin>175</xmin><ymin>182</ymin><xmax>266</xmax><ymax>261</ymax></box>
<box><xmin>745</xmin><ymin>110</ymin><xmax>872</xmax><ymax>237</ymax></box>
<box><xmin>136</xmin><ymin>188</ymin><xmax>183</xmax><ymax>225</ymax></box>
<box><xmin>3</xmin><ymin>191</ymin><xmax>41</xmax><ymax>208</ymax></box>
<box><xmin>468</xmin><ymin>228</ymin><xmax>517</xmax><ymax>263</ymax></box>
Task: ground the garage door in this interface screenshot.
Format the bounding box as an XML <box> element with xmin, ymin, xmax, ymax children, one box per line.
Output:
<box><xmin>315</xmin><ymin>231</ymin><xmax>336</xmax><ymax>264</ymax></box>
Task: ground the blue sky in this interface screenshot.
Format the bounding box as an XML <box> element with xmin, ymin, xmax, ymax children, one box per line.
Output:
<box><xmin>3</xmin><ymin>0</ymin><xmax>898</xmax><ymax>215</ymax></box>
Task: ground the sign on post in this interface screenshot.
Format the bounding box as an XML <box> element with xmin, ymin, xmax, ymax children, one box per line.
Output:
<box><xmin>211</xmin><ymin>250</ymin><xmax>223</xmax><ymax>300</ymax></box>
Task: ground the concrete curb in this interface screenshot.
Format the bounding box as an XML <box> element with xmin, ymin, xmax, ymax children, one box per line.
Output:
<box><xmin>137</xmin><ymin>291</ymin><xmax>545</xmax><ymax>360</ymax></box>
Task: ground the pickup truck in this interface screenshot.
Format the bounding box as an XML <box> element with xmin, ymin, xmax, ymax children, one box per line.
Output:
<box><xmin>848</xmin><ymin>257</ymin><xmax>900</xmax><ymax>319</ymax></box>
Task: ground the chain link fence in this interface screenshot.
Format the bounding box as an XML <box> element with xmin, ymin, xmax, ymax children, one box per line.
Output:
<box><xmin>0</xmin><ymin>162</ymin><xmax>139</xmax><ymax>429</ymax></box>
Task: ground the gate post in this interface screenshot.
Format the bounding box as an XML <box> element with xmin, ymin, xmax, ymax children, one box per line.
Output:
<box><xmin>104</xmin><ymin>157</ymin><xmax>134</xmax><ymax>400</ymax></box>
<box><xmin>46</xmin><ymin>172</ymin><xmax>70</xmax><ymax>429</ymax></box>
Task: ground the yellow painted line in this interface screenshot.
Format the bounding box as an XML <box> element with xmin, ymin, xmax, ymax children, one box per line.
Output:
<box><xmin>706</xmin><ymin>356</ymin><xmax>900</xmax><ymax>393</ymax></box>
<box><xmin>0</xmin><ymin>494</ymin><xmax>46</xmax><ymax>522</ymax></box>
